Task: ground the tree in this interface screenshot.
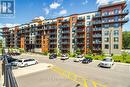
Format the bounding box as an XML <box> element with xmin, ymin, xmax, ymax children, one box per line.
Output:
<box><xmin>123</xmin><ymin>31</ymin><xmax>130</xmax><ymax>49</ymax></box>
<box><xmin>76</xmin><ymin>48</ymin><xmax>81</xmax><ymax>55</ymax></box>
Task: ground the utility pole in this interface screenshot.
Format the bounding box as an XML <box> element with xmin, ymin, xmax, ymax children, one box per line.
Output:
<box><xmin>109</xmin><ymin>29</ymin><xmax>112</xmax><ymax>56</ymax></box>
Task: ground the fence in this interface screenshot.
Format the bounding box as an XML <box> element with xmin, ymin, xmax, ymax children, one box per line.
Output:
<box><xmin>50</xmin><ymin>66</ymin><xmax>107</xmax><ymax>87</ymax></box>
<box><xmin>0</xmin><ymin>55</ymin><xmax>18</xmax><ymax>87</ymax></box>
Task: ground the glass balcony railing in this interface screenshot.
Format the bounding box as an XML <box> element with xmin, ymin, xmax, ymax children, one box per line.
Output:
<box><xmin>62</xmin><ymin>30</ymin><xmax>70</xmax><ymax>33</ymax></box>
<box><xmin>93</xmin><ymin>34</ymin><xmax>102</xmax><ymax>37</ymax></box>
<box><xmin>93</xmin><ymin>21</ymin><xmax>102</xmax><ymax>25</ymax></box>
<box><xmin>61</xmin><ymin>25</ymin><xmax>70</xmax><ymax>28</ymax></box>
<box><xmin>61</xmin><ymin>36</ymin><xmax>70</xmax><ymax>39</ymax></box>
<box><xmin>76</xmin><ymin>29</ymin><xmax>85</xmax><ymax>32</ymax></box>
<box><xmin>61</xmin><ymin>19</ymin><xmax>70</xmax><ymax>23</ymax></box>
<box><xmin>93</xmin><ymin>28</ymin><xmax>102</xmax><ymax>31</ymax></box>
<box><xmin>50</xmin><ymin>42</ymin><xmax>57</xmax><ymax>44</ymax></box>
<box><xmin>61</xmin><ymin>42</ymin><xmax>69</xmax><ymax>44</ymax></box>
<box><xmin>77</xmin><ymin>17</ymin><xmax>85</xmax><ymax>21</ymax></box>
<box><xmin>76</xmin><ymin>23</ymin><xmax>85</xmax><ymax>26</ymax></box>
<box><xmin>76</xmin><ymin>35</ymin><xmax>84</xmax><ymax>38</ymax></box>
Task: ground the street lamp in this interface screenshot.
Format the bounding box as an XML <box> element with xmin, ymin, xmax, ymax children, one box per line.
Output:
<box><xmin>109</xmin><ymin>29</ymin><xmax>112</xmax><ymax>56</ymax></box>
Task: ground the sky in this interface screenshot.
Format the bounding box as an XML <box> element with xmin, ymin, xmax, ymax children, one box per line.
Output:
<box><xmin>0</xmin><ymin>0</ymin><xmax>130</xmax><ymax>31</ymax></box>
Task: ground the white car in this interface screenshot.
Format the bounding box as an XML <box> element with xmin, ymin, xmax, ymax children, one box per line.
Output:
<box><xmin>17</xmin><ymin>59</ymin><xmax>38</xmax><ymax>67</ymax></box>
<box><xmin>61</xmin><ymin>54</ymin><xmax>69</xmax><ymax>60</ymax></box>
<box><xmin>99</xmin><ymin>57</ymin><xmax>114</xmax><ymax>68</ymax></box>
<box><xmin>73</xmin><ymin>55</ymin><xmax>84</xmax><ymax>62</ymax></box>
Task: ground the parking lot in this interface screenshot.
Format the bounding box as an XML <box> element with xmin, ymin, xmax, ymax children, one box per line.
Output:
<box><xmin>12</xmin><ymin>53</ymin><xmax>130</xmax><ymax>87</ymax></box>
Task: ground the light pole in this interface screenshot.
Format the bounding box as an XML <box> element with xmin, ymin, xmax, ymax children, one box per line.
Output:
<box><xmin>109</xmin><ymin>29</ymin><xmax>112</xmax><ymax>56</ymax></box>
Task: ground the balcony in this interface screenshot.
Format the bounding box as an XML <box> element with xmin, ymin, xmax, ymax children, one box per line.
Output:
<box><xmin>76</xmin><ymin>23</ymin><xmax>85</xmax><ymax>27</ymax></box>
<box><xmin>122</xmin><ymin>10</ymin><xmax>129</xmax><ymax>15</ymax></box>
<box><xmin>61</xmin><ymin>19</ymin><xmax>70</xmax><ymax>23</ymax></box>
<box><xmin>102</xmin><ymin>10</ymin><xmax>129</xmax><ymax>17</ymax></box>
<box><xmin>93</xmin><ymin>12</ymin><xmax>101</xmax><ymax>18</ymax></box>
<box><xmin>62</xmin><ymin>30</ymin><xmax>70</xmax><ymax>34</ymax></box>
<box><xmin>76</xmin><ymin>42</ymin><xmax>84</xmax><ymax>44</ymax></box>
<box><xmin>93</xmin><ymin>34</ymin><xmax>102</xmax><ymax>38</ymax></box>
<box><xmin>50</xmin><ymin>37</ymin><xmax>57</xmax><ymax>39</ymax></box>
<box><xmin>61</xmin><ymin>25</ymin><xmax>70</xmax><ymax>28</ymax></box>
<box><xmin>76</xmin><ymin>35</ymin><xmax>84</xmax><ymax>38</ymax></box>
<box><xmin>76</xmin><ymin>29</ymin><xmax>85</xmax><ymax>32</ymax></box>
<box><xmin>93</xmin><ymin>28</ymin><xmax>102</xmax><ymax>31</ymax></box>
<box><xmin>61</xmin><ymin>36</ymin><xmax>70</xmax><ymax>39</ymax></box>
<box><xmin>102</xmin><ymin>17</ymin><xmax>129</xmax><ymax>24</ymax></box>
<box><xmin>49</xmin><ymin>26</ymin><xmax>57</xmax><ymax>30</ymax></box>
<box><xmin>61</xmin><ymin>41</ymin><xmax>70</xmax><ymax>44</ymax></box>
<box><xmin>50</xmin><ymin>42</ymin><xmax>57</xmax><ymax>44</ymax></box>
<box><xmin>93</xmin><ymin>21</ymin><xmax>102</xmax><ymax>25</ymax></box>
<box><xmin>93</xmin><ymin>41</ymin><xmax>102</xmax><ymax>44</ymax></box>
<box><xmin>50</xmin><ymin>32</ymin><xmax>57</xmax><ymax>35</ymax></box>
<box><xmin>61</xmin><ymin>48</ymin><xmax>69</xmax><ymax>50</ymax></box>
<box><xmin>77</xmin><ymin>17</ymin><xmax>85</xmax><ymax>21</ymax></box>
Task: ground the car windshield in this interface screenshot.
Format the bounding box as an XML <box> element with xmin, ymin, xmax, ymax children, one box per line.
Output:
<box><xmin>103</xmin><ymin>58</ymin><xmax>112</xmax><ymax>62</ymax></box>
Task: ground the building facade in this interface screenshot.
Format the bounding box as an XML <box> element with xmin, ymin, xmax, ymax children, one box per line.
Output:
<box><xmin>2</xmin><ymin>1</ymin><xmax>129</xmax><ymax>54</ymax></box>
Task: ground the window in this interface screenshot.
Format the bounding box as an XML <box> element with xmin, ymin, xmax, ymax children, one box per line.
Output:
<box><xmin>114</xmin><ymin>44</ymin><xmax>118</xmax><ymax>49</ymax></box>
<box><xmin>105</xmin><ymin>44</ymin><xmax>109</xmax><ymax>49</ymax></box>
<box><xmin>72</xmin><ymin>17</ymin><xmax>75</xmax><ymax>21</ymax></box>
<box><xmin>114</xmin><ymin>9</ymin><xmax>119</xmax><ymax>14</ymax></box>
<box><xmin>114</xmin><ymin>37</ymin><xmax>119</xmax><ymax>42</ymax></box>
<box><xmin>87</xmin><ymin>16</ymin><xmax>90</xmax><ymax>20</ymax></box>
<box><xmin>114</xmin><ymin>16</ymin><xmax>119</xmax><ymax>22</ymax></box>
<box><xmin>104</xmin><ymin>31</ymin><xmax>109</xmax><ymax>36</ymax></box>
<box><xmin>103</xmin><ymin>24</ymin><xmax>109</xmax><ymax>28</ymax></box>
<box><xmin>114</xmin><ymin>30</ymin><xmax>119</xmax><ymax>36</ymax></box>
<box><xmin>87</xmin><ymin>22</ymin><xmax>91</xmax><ymax>26</ymax></box>
<box><xmin>113</xmin><ymin>23</ymin><xmax>119</xmax><ymax>28</ymax></box>
<box><xmin>104</xmin><ymin>37</ymin><xmax>109</xmax><ymax>42</ymax></box>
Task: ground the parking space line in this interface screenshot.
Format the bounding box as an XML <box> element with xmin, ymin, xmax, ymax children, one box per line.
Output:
<box><xmin>50</xmin><ymin>66</ymin><xmax>108</xmax><ymax>87</ymax></box>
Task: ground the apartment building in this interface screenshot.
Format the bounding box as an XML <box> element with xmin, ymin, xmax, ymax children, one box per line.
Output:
<box><xmin>2</xmin><ymin>1</ymin><xmax>129</xmax><ymax>54</ymax></box>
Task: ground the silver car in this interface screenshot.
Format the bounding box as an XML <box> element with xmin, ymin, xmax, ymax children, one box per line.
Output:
<box><xmin>99</xmin><ymin>57</ymin><xmax>114</xmax><ymax>68</ymax></box>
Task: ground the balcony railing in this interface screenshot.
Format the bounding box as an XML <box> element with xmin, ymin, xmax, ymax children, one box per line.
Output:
<box><xmin>61</xmin><ymin>41</ymin><xmax>70</xmax><ymax>44</ymax></box>
<box><xmin>93</xmin><ymin>28</ymin><xmax>102</xmax><ymax>31</ymax></box>
<box><xmin>77</xmin><ymin>17</ymin><xmax>85</xmax><ymax>21</ymax></box>
<box><xmin>61</xmin><ymin>19</ymin><xmax>70</xmax><ymax>23</ymax></box>
<box><xmin>50</xmin><ymin>42</ymin><xmax>57</xmax><ymax>44</ymax></box>
<box><xmin>76</xmin><ymin>29</ymin><xmax>85</xmax><ymax>32</ymax></box>
<box><xmin>93</xmin><ymin>21</ymin><xmax>102</xmax><ymax>25</ymax></box>
<box><xmin>61</xmin><ymin>36</ymin><xmax>70</xmax><ymax>39</ymax></box>
<box><xmin>62</xmin><ymin>30</ymin><xmax>70</xmax><ymax>33</ymax></box>
<box><xmin>93</xmin><ymin>34</ymin><xmax>102</xmax><ymax>37</ymax></box>
<box><xmin>93</xmin><ymin>41</ymin><xmax>102</xmax><ymax>44</ymax></box>
<box><xmin>61</xmin><ymin>25</ymin><xmax>70</xmax><ymax>28</ymax></box>
<box><xmin>76</xmin><ymin>35</ymin><xmax>85</xmax><ymax>38</ymax></box>
<box><xmin>76</xmin><ymin>23</ymin><xmax>85</xmax><ymax>26</ymax></box>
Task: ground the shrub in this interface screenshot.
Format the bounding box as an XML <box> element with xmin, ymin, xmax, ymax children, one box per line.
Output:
<box><xmin>84</xmin><ymin>55</ymin><xmax>92</xmax><ymax>59</ymax></box>
<box><xmin>69</xmin><ymin>52</ymin><xmax>76</xmax><ymax>58</ymax></box>
<box><xmin>43</xmin><ymin>51</ymin><xmax>48</xmax><ymax>55</ymax></box>
<box><xmin>112</xmin><ymin>56</ymin><xmax>123</xmax><ymax>62</ymax></box>
<box><xmin>19</xmin><ymin>48</ymin><xmax>25</xmax><ymax>53</ymax></box>
<box><xmin>125</xmin><ymin>55</ymin><xmax>130</xmax><ymax>63</ymax></box>
<box><xmin>93</xmin><ymin>55</ymin><xmax>103</xmax><ymax>60</ymax></box>
<box><xmin>76</xmin><ymin>48</ymin><xmax>81</xmax><ymax>55</ymax></box>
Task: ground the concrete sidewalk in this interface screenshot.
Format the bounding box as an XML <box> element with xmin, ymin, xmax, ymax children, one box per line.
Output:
<box><xmin>13</xmin><ymin>63</ymin><xmax>53</xmax><ymax>77</ymax></box>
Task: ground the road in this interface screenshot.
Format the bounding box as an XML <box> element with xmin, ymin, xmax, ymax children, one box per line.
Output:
<box><xmin>13</xmin><ymin>53</ymin><xmax>130</xmax><ymax>87</ymax></box>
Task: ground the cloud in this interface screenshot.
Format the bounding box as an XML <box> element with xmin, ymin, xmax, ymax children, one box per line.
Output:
<box><xmin>59</xmin><ymin>9</ymin><xmax>67</xmax><ymax>15</ymax></box>
<box><xmin>96</xmin><ymin>0</ymin><xmax>126</xmax><ymax>6</ymax></box>
<box><xmin>44</xmin><ymin>8</ymin><xmax>49</xmax><ymax>15</ymax></box>
<box><xmin>82</xmin><ymin>0</ymin><xmax>88</xmax><ymax>5</ymax></box>
<box><xmin>0</xmin><ymin>23</ymin><xmax>20</xmax><ymax>28</ymax></box>
<box><xmin>50</xmin><ymin>2</ymin><xmax>61</xmax><ymax>9</ymax></box>
<box><xmin>34</xmin><ymin>16</ymin><xmax>45</xmax><ymax>20</ymax></box>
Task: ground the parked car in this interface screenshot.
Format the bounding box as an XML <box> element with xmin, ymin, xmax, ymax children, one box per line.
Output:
<box><xmin>99</xmin><ymin>57</ymin><xmax>114</xmax><ymax>68</ymax></box>
<box><xmin>17</xmin><ymin>59</ymin><xmax>38</xmax><ymax>67</ymax></box>
<box><xmin>73</xmin><ymin>55</ymin><xmax>84</xmax><ymax>62</ymax></box>
<box><xmin>82</xmin><ymin>58</ymin><xmax>93</xmax><ymax>64</ymax></box>
<box><xmin>49</xmin><ymin>53</ymin><xmax>57</xmax><ymax>59</ymax></box>
<box><xmin>61</xmin><ymin>54</ymin><xmax>69</xmax><ymax>60</ymax></box>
